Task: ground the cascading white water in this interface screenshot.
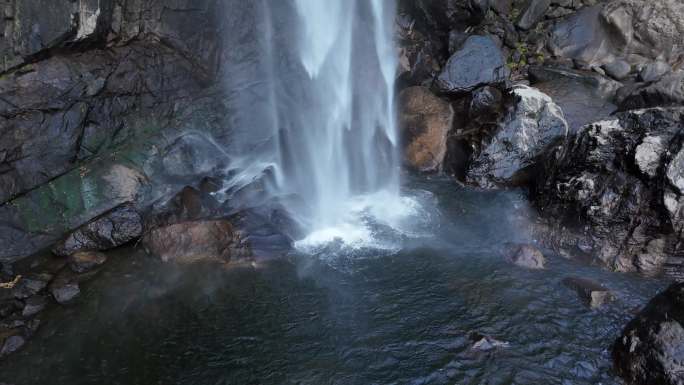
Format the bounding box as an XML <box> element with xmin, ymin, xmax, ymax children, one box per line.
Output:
<box><xmin>287</xmin><ymin>0</ymin><xmax>405</xmax><ymax>248</ymax></box>
<box><xmin>222</xmin><ymin>0</ymin><xmax>415</xmax><ymax>250</ymax></box>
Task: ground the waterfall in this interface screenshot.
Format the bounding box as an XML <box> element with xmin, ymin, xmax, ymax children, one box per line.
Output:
<box><xmin>289</xmin><ymin>0</ymin><xmax>400</xmax><ymax>227</ymax></box>
<box><xmin>223</xmin><ymin>0</ymin><xmax>407</xmax><ymax>249</ymax></box>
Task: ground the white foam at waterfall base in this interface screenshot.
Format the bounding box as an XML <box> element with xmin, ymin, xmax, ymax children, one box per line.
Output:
<box><xmin>294</xmin><ymin>190</ymin><xmax>435</xmax><ymax>254</ymax></box>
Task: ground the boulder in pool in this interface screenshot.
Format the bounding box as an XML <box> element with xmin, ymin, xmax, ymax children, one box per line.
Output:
<box><xmin>143</xmin><ymin>220</ymin><xmax>251</xmax><ymax>264</ymax></box>
<box><xmin>562</xmin><ymin>277</ymin><xmax>615</xmax><ymax>308</ymax></box>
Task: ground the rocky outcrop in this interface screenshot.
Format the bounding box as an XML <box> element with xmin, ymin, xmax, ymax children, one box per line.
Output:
<box><xmin>466</xmin><ymin>85</ymin><xmax>569</xmax><ymax>187</ymax></box>
<box><xmin>435</xmin><ymin>35</ymin><xmax>509</xmax><ymax>94</ymax></box>
<box><xmin>52</xmin><ymin>204</ymin><xmax>143</xmax><ymax>257</ymax></box>
<box><xmin>534</xmin><ymin>108</ymin><xmax>684</xmax><ymax>274</ymax></box>
<box><xmin>0</xmin><ymin>0</ymin><xmax>231</xmax><ymax>263</ymax></box>
<box><xmin>549</xmin><ymin>0</ymin><xmax>684</xmax><ymax>70</ymax></box>
<box><xmin>613</xmin><ymin>283</ymin><xmax>684</xmax><ymax>385</ymax></box>
<box><xmin>399</xmin><ymin>86</ymin><xmax>455</xmax><ymax>172</ymax></box>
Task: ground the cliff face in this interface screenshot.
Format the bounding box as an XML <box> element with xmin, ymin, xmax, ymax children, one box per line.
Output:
<box><xmin>0</xmin><ymin>0</ymin><xmax>229</xmax><ymax>261</ymax></box>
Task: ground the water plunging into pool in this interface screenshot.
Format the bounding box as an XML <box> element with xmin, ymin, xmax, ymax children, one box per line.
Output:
<box><xmin>222</xmin><ymin>0</ymin><xmax>411</xmax><ymax>251</ymax></box>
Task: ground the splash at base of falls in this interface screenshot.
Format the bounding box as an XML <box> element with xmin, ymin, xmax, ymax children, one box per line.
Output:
<box><xmin>294</xmin><ymin>189</ymin><xmax>439</xmax><ymax>255</ymax></box>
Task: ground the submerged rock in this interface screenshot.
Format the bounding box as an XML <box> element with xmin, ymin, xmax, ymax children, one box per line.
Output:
<box><xmin>52</xmin><ymin>204</ymin><xmax>143</xmax><ymax>257</ymax></box>
<box><xmin>49</xmin><ymin>280</ymin><xmax>80</xmax><ymax>305</ymax></box>
<box><xmin>0</xmin><ymin>335</ymin><xmax>25</xmax><ymax>357</ymax></box>
<box><xmin>399</xmin><ymin>86</ymin><xmax>454</xmax><ymax>172</ymax></box>
<box><xmin>466</xmin><ymin>85</ymin><xmax>568</xmax><ymax>188</ymax></box>
<box><xmin>21</xmin><ymin>296</ymin><xmax>47</xmax><ymax>318</ymax></box>
<box><xmin>469</xmin><ymin>332</ymin><xmax>510</xmax><ymax>351</ymax></box>
<box><xmin>613</xmin><ymin>283</ymin><xmax>684</xmax><ymax>385</ymax></box>
<box><xmin>143</xmin><ymin>220</ymin><xmax>250</xmax><ymax>264</ymax></box>
<box><xmin>435</xmin><ymin>35</ymin><xmax>509</xmax><ymax>94</ymax></box>
<box><xmin>562</xmin><ymin>277</ymin><xmax>615</xmax><ymax>308</ymax></box>
<box><xmin>68</xmin><ymin>251</ymin><xmax>108</xmax><ymax>274</ymax></box>
<box><xmin>505</xmin><ymin>244</ymin><xmax>546</xmax><ymax>269</ymax></box>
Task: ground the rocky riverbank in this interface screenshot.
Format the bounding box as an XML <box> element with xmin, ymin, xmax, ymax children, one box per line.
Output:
<box><xmin>395</xmin><ymin>1</ymin><xmax>684</xmax><ymax>382</ymax></box>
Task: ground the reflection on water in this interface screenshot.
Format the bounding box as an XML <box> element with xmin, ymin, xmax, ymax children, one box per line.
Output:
<box><xmin>0</xmin><ymin>178</ymin><xmax>665</xmax><ymax>385</ymax></box>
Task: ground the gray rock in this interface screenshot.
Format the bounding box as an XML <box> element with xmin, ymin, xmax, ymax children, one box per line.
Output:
<box><xmin>52</xmin><ymin>204</ymin><xmax>143</xmax><ymax>257</ymax></box>
<box><xmin>517</xmin><ymin>0</ymin><xmax>551</xmax><ymax>30</ymax></box>
<box><xmin>467</xmin><ymin>85</ymin><xmax>568</xmax><ymax>188</ymax></box>
<box><xmin>50</xmin><ymin>281</ymin><xmax>80</xmax><ymax>305</ymax></box>
<box><xmin>640</xmin><ymin>61</ymin><xmax>672</xmax><ymax>83</ymax></box>
<box><xmin>613</xmin><ymin>283</ymin><xmax>684</xmax><ymax>385</ymax></box>
<box><xmin>470</xmin><ymin>86</ymin><xmax>504</xmax><ymax>120</ymax></box>
<box><xmin>435</xmin><ymin>35</ymin><xmax>509</xmax><ymax>94</ymax></box>
<box><xmin>549</xmin><ymin>1</ymin><xmax>684</xmax><ymax>68</ymax></box>
<box><xmin>22</xmin><ymin>296</ymin><xmax>47</xmax><ymax>318</ymax></box>
<box><xmin>562</xmin><ymin>277</ymin><xmax>615</xmax><ymax>308</ymax></box>
<box><xmin>12</xmin><ymin>276</ymin><xmax>50</xmax><ymax>300</ymax></box>
<box><xmin>0</xmin><ymin>335</ymin><xmax>25</xmax><ymax>357</ymax></box>
<box><xmin>634</xmin><ymin>239</ymin><xmax>668</xmax><ymax>276</ymax></box>
<box><xmin>603</xmin><ymin>60</ymin><xmax>631</xmax><ymax>80</ymax></box>
<box><xmin>667</xmin><ymin>147</ymin><xmax>684</xmax><ymax>195</ymax></box>
<box><xmin>548</xmin><ymin>6</ymin><xmax>612</xmax><ymax>68</ymax></box>
<box><xmin>619</xmin><ymin>70</ymin><xmax>684</xmax><ymax>110</ymax></box>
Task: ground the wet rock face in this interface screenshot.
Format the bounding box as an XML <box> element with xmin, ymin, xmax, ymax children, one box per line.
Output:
<box><xmin>52</xmin><ymin>204</ymin><xmax>143</xmax><ymax>257</ymax></box>
<box><xmin>399</xmin><ymin>86</ymin><xmax>455</xmax><ymax>172</ymax></box>
<box><xmin>435</xmin><ymin>35</ymin><xmax>509</xmax><ymax>94</ymax></box>
<box><xmin>0</xmin><ymin>0</ymin><xmax>228</xmax><ymax>263</ymax></box>
<box><xmin>143</xmin><ymin>220</ymin><xmax>250</xmax><ymax>264</ymax></box>
<box><xmin>613</xmin><ymin>283</ymin><xmax>684</xmax><ymax>385</ymax></box>
<box><xmin>467</xmin><ymin>85</ymin><xmax>569</xmax><ymax>188</ymax></box>
<box><xmin>549</xmin><ymin>0</ymin><xmax>684</xmax><ymax>69</ymax></box>
<box><xmin>534</xmin><ymin>108</ymin><xmax>684</xmax><ymax>274</ymax></box>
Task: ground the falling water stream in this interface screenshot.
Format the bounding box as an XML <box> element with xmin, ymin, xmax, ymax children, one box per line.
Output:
<box><xmin>221</xmin><ymin>0</ymin><xmax>409</xmax><ymax>250</ymax></box>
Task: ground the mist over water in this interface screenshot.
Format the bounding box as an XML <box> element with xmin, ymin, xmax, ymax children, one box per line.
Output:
<box><xmin>221</xmin><ymin>0</ymin><xmax>406</xmax><ymax>248</ymax></box>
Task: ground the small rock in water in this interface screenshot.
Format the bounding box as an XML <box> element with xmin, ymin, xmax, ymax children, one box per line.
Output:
<box><xmin>50</xmin><ymin>281</ymin><xmax>80</xmax><ymax>305</ymax></box>
<box><xmin>562</xmin><ymin>277</ymin><xmax>615</xmax><ymax>308</ymax></box>
<box><xmin>470</xmin><ymin>333</ymin><xmax>510</xmax><ymax>351</ymax></box>
<box><xmin>0</xmin><ymin>335</ymin><xmax>25</xmax><ymax>356</ymax></box>
<box><xmin>505</xmin><ymin>244</ymin><xmax>546</xmax><ymax>269</ymax></box>
<box><xmin>22</xmin><ymin>296</ymin><xmax>47</xmax><ymax>317</ymax></box>
<box><xmin>12</xmin><ymin>275</ymin><xmax>50</xmax><ymax>300</ymax></box>
<box><xmin>68</xmin><ymin>251</ymin><xmax>107</xmax><ymax>273</ymax></box>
